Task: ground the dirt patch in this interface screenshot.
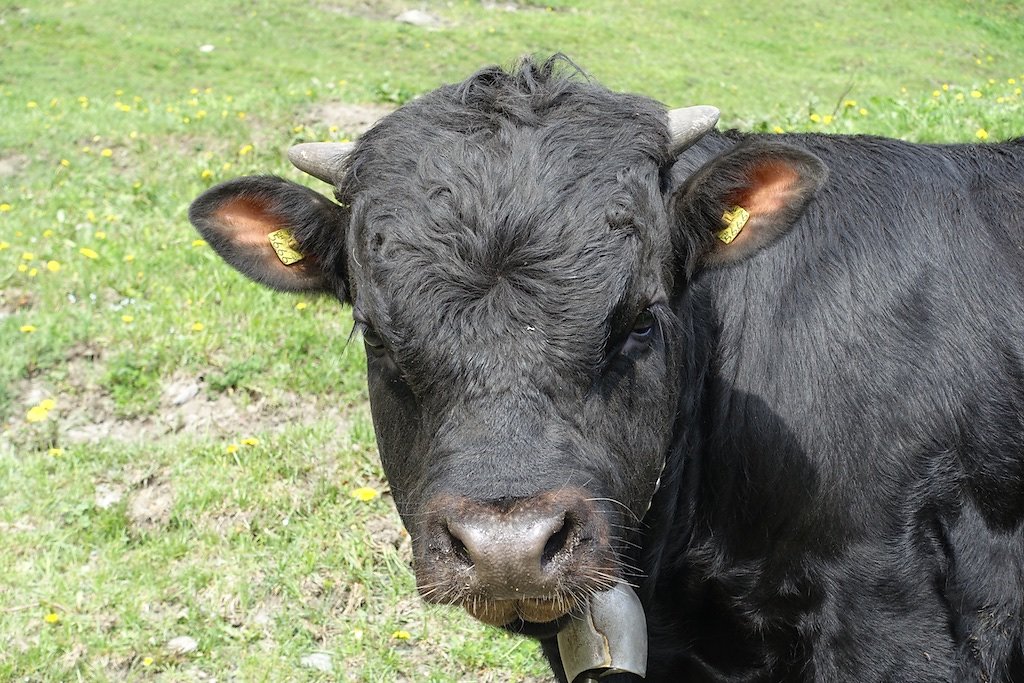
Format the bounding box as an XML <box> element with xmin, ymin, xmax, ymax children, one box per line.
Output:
<box><xmin>0</xmin><ymin>154</ymin><xmax>28</xmax><ymax>178</ymax></box>
<box><xmin>16</xmin><ymin>369</ymin><xmax>332</xmax><ymax>447</ymax></box>
<box><xmin>365</xmin><ymin>512</ymin><xmax>411</xmax><ymax>557</ymax></box>
<box><xmin>0</xmin><ymin>288</ymin><xmax>34</xmax><ymax>319</ymax></box>
<box><xmin>127</xmin><ymin>475</ymin><xmax>174</xmax><ymax>532</ymax></box>
<box><xmin>315</xmin><ymin>0</ymin><xmax>416</xmax><ymax>20</ymax></box>
<box><xmin>299</xmin><ymin>102</ymin><xmax>395</xmax><ymax>137</ymax></box>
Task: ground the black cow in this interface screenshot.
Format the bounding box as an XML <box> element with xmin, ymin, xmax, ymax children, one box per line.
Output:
<box><xmin>190</xmin><ymin>56</ymin><xmax>1024</xmax><ymax>682</ymax></box>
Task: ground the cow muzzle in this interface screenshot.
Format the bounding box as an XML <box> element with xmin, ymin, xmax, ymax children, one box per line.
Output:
<box><xmin>414</xmin><ymin>489</ymin><xmax>618</xmax><ymax>628</ymax></box>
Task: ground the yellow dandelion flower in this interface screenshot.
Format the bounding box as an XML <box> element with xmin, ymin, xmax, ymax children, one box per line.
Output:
<box><xmin>971</xmin><ymin>90</ymin><xmax>983</xmax><ymax>99</ymax></box>
<box><xmin>192</xmin><ymin>239</ymin><xmax>207</xmax><ymax>247</ymax></box>
<box><xmin>142</xmin><ymin>657</ymin><xmax>154</xmax><ymax>667</ymax></box>
<box><xmin>79</xmin><ymin>247</ymin><xmax>99</xmax><ymax>259</ymax></box>
<box><xmin>1010</xmin><ymin>78</ymin><xmax>1017</xmax><ymax>85</ymax></box>
<box><xmin>27</xmin><ymin>101</ymin><xmax>38</xmax><ymax>109</ymax></box>
<box><xmin>43</xmin><ymin>612</ymin><xmax>60</xmax><ymax>624</ymax></box>
<box><xmin>43</xmin><ymin>229</ymin><xmax>54</xmax><ymax>238</ymax></box>
<box><xmin>809</xmin><ymin>113</ymin><xmax>821</xmax><ymax>123</ymax></box>
<box><xmin>200</xmin><ymin>169</ymin><xmax>213</xmax><ymax>180</ymax></box>
<box><xmin>121</xmin><ymin>315</ymin><xmax>134</xmax><ymax>323</ymax></box>
<box><xmin>859</xmin><ymin>108</ymin><xmax>868</xmax><ymax>116</ymax></box>
<box><xmin>101</xmin><ymin>148</ymin><xmax>113</xmax><ymax>158</ymax></box>
<box><xmin>942</xmin><ymin>84</ymin><xmax>949</xmax><ymax>91</ymax></box>
<box><xmin>191</xmin><ymin>322</ymin><xmax>205</xmax><ymax>332</ymax></box>
<box><xmin>26</xmin><ymin>402</ymin><xmax>52</xmax><ymax>422</ymax></box>
<box><xmin>95</xmin><ymin>231</ymin><xmax>106</xmax><ymax>240</ymax></box>
<box><xmin>822</xmin><ymin>115</ymin><xmax>834</xmax><ymax>125</ymax></box>
<box><xmin>843</xmin><ymin>99</ymin><xmax>857</xmax><ymax>108</ymax></box>
<box><xmin>772</xmin><ymin>126</ymin><xmax>785</xmax><ymax>134</ymax></box>
<box><xmin>225</xmin><ymin>443</ymin><xmax>239</xmax><ymax>454</ymax></box>
<box><xmin>20</xmin><ymin>324</ymin><xmax>36</xmax><ymax>333</ymax></box>
<box><xmin>1015</xmin><ymin>88</ymin><xmax>1022</xmax><ymax>96</ymax></box>
<box><xmin>48</xmin><ymin>447</ymin><xmax>64</xmax><ymax>457</ymax></box>
<box><xmin>0</xmin><ymin>203</ymin><xmax>11</xmax><ymax>212</ymax></box>
<box><xmin>350</xmin><ymin>487</ymin><xmax>379</xmax><ymax>502</ymax></box>
<box><xmin>17</xmin><ymin>264</ymin><xmax>27</xmax><ymax>273</ymax></box>
<box><xmin>221</xmin><ymin>162</ymin><xmax>232</xmax><ymax>172</ymax></box>
<box><xmin>28</xmin><ymin>268</ymin><xmax>38</xmax><ymax>277</ymax></box>
<box><xmin>239</xmin><ymin>144</ymin><xmax>254</xmax><ymax>156</ymax></box>
<box><xmin>21</xmin><ymin>251</ymin><xmax>34</xmax><ymax>260</ymax></box>
<box><xmin>0</xmin><ymin>241</ymin><xmax>8</xmax><ymax>250</ymax></box>
<box><xmin>932</xmin><ymin>90</ymin><xmax>941</xmax><ymax>98</ymax></box>
<box><xmin>241</xmin><ymin>437</ymin><xmax>259</xmax><ymax>447</ymax></box>
<box><xmin>46</xmin><ymin>260</ymin><xmax>61</xmax><ymax>272</ymax></box>
<box><xmin>976</xmin><ymin>128</ymin><xmax>989</xmax><ymax>141</ymax></box>
<box><xmin>86</xmin><ymin>210</ymin><xmax>97</xmax><ymax>222</ymax></box>
<box><xmin>391</xmin><ymin>630</ymin><xmax>411</xmax><ymax>640</ymax></box>
<box><xmin>237</xmin><ymin>112</ymin><xmax>247</xmax><ymax>120</ymax></box>
<box><xmin>955</xmin><ymin>93</ymin><xmax>965</xmax><ymax>102</ymax></box>
<box><xmin>295</xmin><ymin>301</ymin><xmax>308</xmax><ymax>310</ymax></box>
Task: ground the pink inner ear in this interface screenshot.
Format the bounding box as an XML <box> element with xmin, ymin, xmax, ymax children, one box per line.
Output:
<box><xmin>214</xmin><ymin>197</ymin><xmax>283</xmax><ymax>248</ymax></box>
<box><xmin>732</xmin><ymin>161</ymin><xmax>802</xmax><ymax>218</ymax></box>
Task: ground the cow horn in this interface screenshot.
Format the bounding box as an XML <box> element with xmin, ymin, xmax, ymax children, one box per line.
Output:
<box><xmin>287</xmin><ymin>141</ymin><xmax>356</xmax><ymax>185</ymax></box>
<box><xmin>666</xmin><ymin>105</ymin><xmax>720</xmax><ymax>154</ymax></box>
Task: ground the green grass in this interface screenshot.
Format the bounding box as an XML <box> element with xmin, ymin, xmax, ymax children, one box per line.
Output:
<box><xmin>2</xmin><ymin>0</ymin><xmax>1023</xmax><ymax>679</ymax></box>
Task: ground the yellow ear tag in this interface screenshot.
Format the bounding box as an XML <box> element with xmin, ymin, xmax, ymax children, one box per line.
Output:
<box><xmin>716</xmin><ymin>206</ymin><xmax>750</xmax><ymax>245</ymax></box>
<box><xmin>267</xmin><ymin>228</ymin><xmax>305</xmax><ymax>265</ymax></box>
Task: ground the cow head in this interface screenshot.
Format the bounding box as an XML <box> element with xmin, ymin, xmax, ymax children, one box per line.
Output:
<box><xmin>189</xmin><ymin>57</ymin><xmax>824</xmax><ymax>637</ymax></box>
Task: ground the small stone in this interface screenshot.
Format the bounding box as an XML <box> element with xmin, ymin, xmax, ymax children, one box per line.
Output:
<box><xmin>166</xmin><ymin>635</ymin><xmax>198</xmax><ymax>655</ymax></box>
<box><xmin>395</xmin><ymin>9</ymin><xmax>440</xmax><ymax>27</ymax></box>
<box><xmin>300</xmin><ymin>652</ymin><xmax>333</xmax><ymax>672</ymax></box>
<box><xmin>164</xmin><ymin>380</ymin><xmax>200</xmax><ymax>406</ymax></box>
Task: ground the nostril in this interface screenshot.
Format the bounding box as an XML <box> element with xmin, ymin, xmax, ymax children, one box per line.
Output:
<box><xmin>541</xmin><ymin>513</ymin><xmax>573</xmax><ymax>567</ymax></box>
<box><xmin>446</xmin><ymin>523</ymin><xmax>473</xmax><ymax>566</ymax></box>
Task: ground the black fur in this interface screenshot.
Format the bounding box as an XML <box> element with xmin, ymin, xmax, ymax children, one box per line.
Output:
<box><xmin>189</xmin><ymin>56</ymin><xmax>1024</xmax><ymax>681</ymax></box>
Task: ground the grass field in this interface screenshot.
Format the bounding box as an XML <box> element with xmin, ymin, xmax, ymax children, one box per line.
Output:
<box><xmin>2</xmin><ymin>0</ymin><xmax>1023</xmax><ymax>680</ymax></box>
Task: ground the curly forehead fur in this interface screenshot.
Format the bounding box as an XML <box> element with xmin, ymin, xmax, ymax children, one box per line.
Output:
<box><xmin>338</xmin><ymin>56</ymin><xmax>675</xmax><ymax>390</ymax></box>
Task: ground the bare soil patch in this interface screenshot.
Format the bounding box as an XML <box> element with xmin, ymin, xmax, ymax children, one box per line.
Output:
<box><xmin>299</xmin><ymin>102</ymin><xmax>395</xmax><ymax>137</ymax></box>
<box><xmin>9</xmin><ymin>360</ymin><xmax>350</xmax><ymax>456</ymax></box>
<box><xmin>126</xmin><ymin>474</ymin><xmax>174</xmax><ymax>532</ymax></box>
<box><xmin>0</xmin><ymin>153</ymin><xmax>28</xmax><ymax>178</ymax></box>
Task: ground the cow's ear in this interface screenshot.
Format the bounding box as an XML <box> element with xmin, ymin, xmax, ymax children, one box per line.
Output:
<box><xmin>189</xmin><ymin>176</ymin><xmax>349</xmax><ymax>299</ymax></box>
<box><xmin>672</xmin><ymin>141</ymin><xmax>826</xmax><ymax>270</ymax></box>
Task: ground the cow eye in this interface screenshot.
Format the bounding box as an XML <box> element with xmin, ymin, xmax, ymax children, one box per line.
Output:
<box><xmin>632</xmin><ymin>309</ymin><xmax>656</xmax><ymax>338</ymax></box>
<box><xmin>621</xmin><ymin>308</ymin><xmax>657</xmax><ymax>356</ymax></box>
<box><xmin>362</xmin><ymin>326</ymin><xmax>386</xmax><ymax>353</ymax></box>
